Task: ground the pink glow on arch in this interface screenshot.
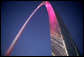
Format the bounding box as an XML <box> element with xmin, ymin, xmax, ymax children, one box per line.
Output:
<box><xmin>44</xmin><ymin>1</ymin><xmax>61</xmax><ymax>37</ymax></box>
<box><xmin>45</xmin><ymin>1</ymin><xmax>56</xmax><ymax>24</ymax></box>
<box><xmin>5</xmin><ymin>1</ymin><xmax>65</xmax><ymax>56</ymax></box>
<box><xmin>44</xmin><ymin>1</ymin><xmax>68</xmax><ymax>56</ymax></box>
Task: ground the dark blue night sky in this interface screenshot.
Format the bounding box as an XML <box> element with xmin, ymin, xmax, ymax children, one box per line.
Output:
<box><xmin>1</xmin><ymin>1</ymin><xmax>83</xmax><ymax>56</ymax></box>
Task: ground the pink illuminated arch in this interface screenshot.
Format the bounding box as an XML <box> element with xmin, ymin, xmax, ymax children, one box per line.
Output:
<box><xmin>5</xmin><ymin>1</ymin><xmax>68</xmax><ymax>56</ymax></box>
